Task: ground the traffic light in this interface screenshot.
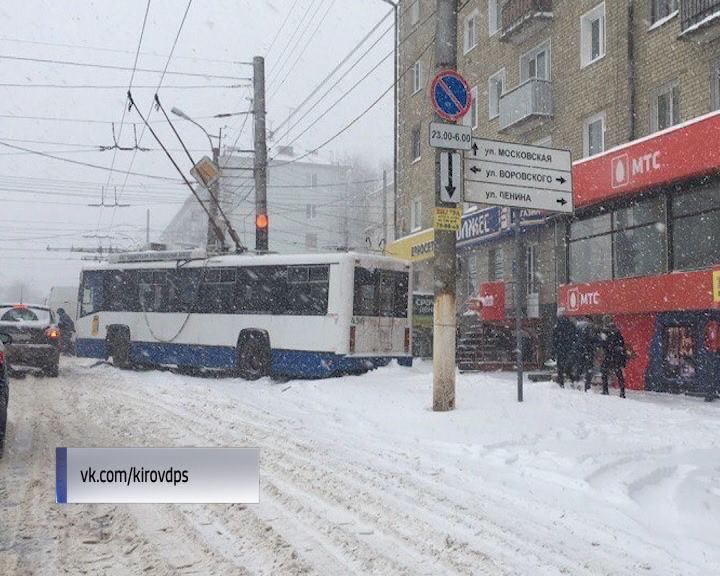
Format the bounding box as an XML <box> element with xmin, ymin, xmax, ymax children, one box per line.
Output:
<box><xmin>256</xmin><ymin>212</ymin><xmax>268</xmax><ymax>251</ymax></box>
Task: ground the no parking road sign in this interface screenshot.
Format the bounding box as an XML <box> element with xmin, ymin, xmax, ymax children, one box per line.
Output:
<box><xmin>429</xmin><ymin>69</ymin><xmax>471</xmax><ymax>122</ymax></box>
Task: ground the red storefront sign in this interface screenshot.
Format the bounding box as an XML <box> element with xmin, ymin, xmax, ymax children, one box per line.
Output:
<box><xmin>559</xmin><ymin>269</ymin><xmax>720</xmax><ymax>316</ymax></box>
<box><xmin>573</xmin><ymin>111</ymin><xmax>720</xmax><ymax>208</ymax></box>
<box><xmin>468</xmin><ymin>281</ymin><xmax>505</xmax><ymax>321</ymax></box>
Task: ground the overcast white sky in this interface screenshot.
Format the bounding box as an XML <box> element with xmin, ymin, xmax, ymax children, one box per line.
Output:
<box><xmin>0</xmin><ymin>0</ymin><xmax>394</xmax><ymax>297</ymax></box>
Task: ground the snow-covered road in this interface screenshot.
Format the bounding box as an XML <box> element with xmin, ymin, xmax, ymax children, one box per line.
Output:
<box><xmin>1</xmin><ymin>359</ymin><xmax>718</xmax><ymax>575</ymax></box>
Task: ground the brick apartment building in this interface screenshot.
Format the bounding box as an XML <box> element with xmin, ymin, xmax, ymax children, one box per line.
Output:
<box><xmin>392</xmin><ymin>0</ymin><xmax>720</xmax><ymax>366</ymax></box>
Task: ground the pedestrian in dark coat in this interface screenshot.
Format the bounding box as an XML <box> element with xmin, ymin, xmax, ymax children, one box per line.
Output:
<box><xmin>600</xmin><ymin>319</ymin><xmax>627</xmax><ymax>398</ymax></box>
<box><xmin>574</xmin><ymin>318</ymin><xmax>599</xmax><ymax>392</ymax></box>
<box><xmin>552</xmin><ymin>315</ymin><xmax>576</xmax><ymax>388</ymax></box>
<box><xmin>56</xmin><ymin>308</ymin><xmax>75</xmax><ymax>356</ymax></box>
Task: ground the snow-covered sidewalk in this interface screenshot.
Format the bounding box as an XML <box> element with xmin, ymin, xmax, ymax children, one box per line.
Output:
<box><xmin>1</xmin><ymin>358</ymin><xmax>718</xmax><ymax>575</ymax></box>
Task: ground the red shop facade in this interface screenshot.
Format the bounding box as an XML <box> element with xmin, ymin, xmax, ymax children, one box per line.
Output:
<box><xmin>559</xmin><ymin>112</ymin><xmax>720</xmax><ymax>395</ymax></box>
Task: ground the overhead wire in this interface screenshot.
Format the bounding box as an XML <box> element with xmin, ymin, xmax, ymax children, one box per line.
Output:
<box><xmin>0</xmin><ymin>53</ymin><xmax>249</xmax><ymax>80</ymax></box>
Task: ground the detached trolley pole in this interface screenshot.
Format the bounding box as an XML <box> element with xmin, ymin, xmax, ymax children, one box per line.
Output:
<box><xmin>513</xmin><ymin>209</ymin><xmax>524</xmax><ymax>402</ymax></box>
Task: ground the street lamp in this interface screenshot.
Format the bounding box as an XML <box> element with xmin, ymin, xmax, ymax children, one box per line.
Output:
<box><xmin>171</xmin><ymin>107</ymin><xmax>223</xmax><ymax>251</ymax></box>
<box><xmin>378</xmin><ymin>0</ymin><xmax>398</xmax><ymax>246</ymax></box>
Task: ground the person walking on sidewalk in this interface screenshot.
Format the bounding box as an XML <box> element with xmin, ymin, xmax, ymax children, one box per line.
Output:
<box><xmin>599</xmin><ymin>317</ymin><xmax>628</xmax><ymax>398</ymax></box>
<box><xmin>552</xmin><ymin>315</ymin><xmax>576</xmax><ymax>388</ymax></box>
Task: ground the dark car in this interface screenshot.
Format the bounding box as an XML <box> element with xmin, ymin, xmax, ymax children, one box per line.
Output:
<box><xmin>0</xmin><ymin>332</ymin><xmax>11</xmax><ymax>458</ymax></box>
<box><xmin>0</xmin><ymin>304</ymin><xmax>60</xmax><ymax>377</ymax></box>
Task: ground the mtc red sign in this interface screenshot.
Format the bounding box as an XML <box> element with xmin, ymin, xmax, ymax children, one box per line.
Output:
<box><xmin>573</xmin><ymin>111</ymin><xmax>720</xmax><ymax>207</ymax></box>
<box><xmin>468</xmin><ymin>281</ymin><xmax>505</xmax><ymax>321</ymax></box>
<box><xmin>560</xmin><ymin>268</ymin><xmax>720</xmax><ymax>316</ymax></box>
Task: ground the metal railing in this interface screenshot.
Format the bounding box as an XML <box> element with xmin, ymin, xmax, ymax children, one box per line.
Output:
<box><xmin>681</xmin><ymin>0</ymin><xmax>720</xmax><ymax>32</ymax></box>
<box><xmin>501</xmin><ymin>0</ymin><xmax>552</xmax><ymax>33</ymax></box>
<box><xmin>499</xmin><ymin>78</ymin><xmax>553</xmax><ymax>132</ymax></box>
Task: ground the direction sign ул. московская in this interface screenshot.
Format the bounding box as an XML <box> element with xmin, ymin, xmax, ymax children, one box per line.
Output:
<box><xmin>464</xmin><ymin>139</ymin><xmax>573</xmax><ymax>213</ymax></box>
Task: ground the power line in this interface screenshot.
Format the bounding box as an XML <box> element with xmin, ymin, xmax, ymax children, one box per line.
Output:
<box><xmin>0</xmin><ymin>35</ymin><xmax>247</xmax><ymax>65</ymax></box>
<box><xmin>271</xmin><ymin>36</ymin><xmax>435</xmax><ymax>168</ymax></box>
<box><xmin>271</xmin><ymin>10</ymin><xmax>392</xmax><ymax>135</ymax></box>
<box><xmin>0</xmin><ymin>140</ymin><xmax>180</xmax><ymax>181</ymax></box>
<box><xmin>0</xmin><ymin>83</ymin><xmax>245</xmax><ymax>90</ymax></box>
<box><xmin>265</xmin><ymin>0</ymin><xmax>302</xmax><ymax>57</ymax></box>
<box><xmin>110</xmin><ymin>0</ymin><xmax>195</xmax><ymax>226</ymax></box>
<box><xmin>268</xmin><ymin>0</ymin><xmax>338</xmax><ymax>100</ymax></box>
<box><xmin>0</xmin><ymin>53</ymin><xmax>249</xmax><ymax>80</ymax></box>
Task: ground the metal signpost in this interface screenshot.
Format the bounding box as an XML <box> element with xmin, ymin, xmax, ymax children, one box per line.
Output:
<box><xmin>463</xmin><ymin>138</ymin><xmax>573</xmax><ymax>402</ymax></box>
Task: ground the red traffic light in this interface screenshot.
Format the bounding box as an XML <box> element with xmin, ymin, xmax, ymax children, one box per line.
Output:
<box><xmin>256</xmin><ymin>213</ymin><xmax>268</xmax><ymax>230</ymax></box>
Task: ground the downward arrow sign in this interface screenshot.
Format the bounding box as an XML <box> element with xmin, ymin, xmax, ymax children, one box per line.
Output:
<box><xmin>445</xmin><ymin>153</ymin><xmax>456</xmax><ymax>199</ymax></box>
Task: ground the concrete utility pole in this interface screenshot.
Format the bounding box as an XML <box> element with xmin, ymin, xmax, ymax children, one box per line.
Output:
<box><xmin>146</xmin><ymin>209</ymin><xmax>150</xmax><ymax>244</ymax></box>
<box><xmin>207</xmin><ymin>129</ymin><xmax>222</xmax><ymax>250</ymax></box>
<box><xmin>253</xmin><ymin>56</ymin><xmax>269</xmax><ymax>251</ymax></box>
<box><xmin>432</xmin><ymin>0</ymin><xmax>458</xmax><ymax>412</ymax></box>
<box><xmin>382</xmin><ymin>169</ymin><xmax>388</xmax><ymax>247</ymax></box>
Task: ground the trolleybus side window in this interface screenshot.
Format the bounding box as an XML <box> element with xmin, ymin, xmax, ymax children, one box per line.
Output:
<box><xmin>80</xmin><ymin>271</ymin><xmax>105</xmax><ymax>316</ymax></box>
<box><xmin>104</xmin><ymin>269</ymin><xmax>140</xmax><ymax>312</ymax></box>
<box><xmin>284</xmin><ymin>265</ymin><xmax>329</xmax><ymax>316</ymax></box>
<box><xmin>237</xmin><ymin>266</ymin><xmax>282</xmax><ymax>314</ymax></box>
<box><xmin>139</xmin><ymin>270</ymin><xmax>167</xmax><ymax>313</ymax></box>
<box><xmin>167</xmin><ymin>268</ymin><xmax>202</xmax><ymax>312</ymax></box>
<box><xmin>196</xmin><ymin>268</ymin><xmax>236</xmax><ymax>313</ymax></box>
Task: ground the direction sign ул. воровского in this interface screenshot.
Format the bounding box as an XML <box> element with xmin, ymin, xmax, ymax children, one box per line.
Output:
<box><xmin>464</xmin><ymin>139</ymin><xmax>573</xmax><ymax>213</ymax></box>
<box><xmin>429</xmin><ymin>70</ymin><xmax>471</xmax><ymax>122</ymax></box>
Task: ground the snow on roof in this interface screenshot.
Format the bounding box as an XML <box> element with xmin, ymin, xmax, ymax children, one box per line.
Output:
<box><xmin>83</xmin><ymin>251</ymin><xmax>410</xmax><ymax>270</ymax></box>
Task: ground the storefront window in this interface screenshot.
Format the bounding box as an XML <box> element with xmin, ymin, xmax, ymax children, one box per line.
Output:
<box><xmin>613</xmin><ymin>197</ymin><xmax>667</xmax><ymax>279</ymax></box>
<box><xmin>569</xmin><ymin>234</ymin><xmax>612</xmax><ymax>282</ymax></box>
<box><xmin>672</xmin><ymin>185</ymin><xmax>720</xmax><ymax>271</ymax></box>
<box><xmin>663</xmin><ymin>325</ymin><xmax>696</xmax><ymax>380</ymax></box>
<box><xmin>569</xmin><ymin>213</ymin><xmax>612</xmax><ymax>283</ymax></box>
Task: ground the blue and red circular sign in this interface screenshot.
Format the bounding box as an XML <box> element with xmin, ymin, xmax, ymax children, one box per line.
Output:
<box><xmin>429</xmin><ymin>69</ymin><xmax>472</xmax><ymax>122</ymax></box>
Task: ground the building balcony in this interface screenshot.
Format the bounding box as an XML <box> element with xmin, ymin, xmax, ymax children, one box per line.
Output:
<box><xmin>500</xmin><ymin>0</ymin><xmax>553</xmax><ymax>45</ymax></box>
<box><xmin>499</xmin><ymin>78</ymin><xmax>553</xmax><ymax>134</ymax></box>
<box><xmin>680</xmin><ymin>0</ymin><xmax>720</xmax><ymax>42</ymax></box>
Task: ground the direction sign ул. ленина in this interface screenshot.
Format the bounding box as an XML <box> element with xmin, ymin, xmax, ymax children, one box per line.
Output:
<box><xmin>440</xmin><ymin>152</ymin><xmax>462</xmax><ymax>204</ymax></box>
<box><xmin>429</xmin><ymin>70</ymin><xmax>471</xmax><ymax>122</ymax></box>
<box><xmin>464</xmin><ymin>139</ymin><xmax>573</xmax><ymax>213</ymax></box>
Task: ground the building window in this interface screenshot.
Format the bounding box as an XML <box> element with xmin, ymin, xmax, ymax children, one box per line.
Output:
<box><xmin>488</xmin><ymin>0</ymin><xmax>502</xmax><ymax>36</ymax></box>
<box><xmin>488</xmin><ymin>247</ymin><xmax>504</xmax><ymax>281</ymax></box>
<box><xmin>464</xmin><ymin>11</ymin><xmax>478</xmax><ymax>53</ymax></box>
<box><xmin>488</xmin><ymin>69</ymin><xmax>505</xmax><ymax>119</ymax></box>
<box><xmin>411</xmin><ymin>124</ymin><xmax>421</xmax><ymax>161</ymax></box>
<box><xmin>568</xmin><ymin>197</ymin><xmax>669</xmax><ymax>283</ymax></box>
<box><xmin>672</xmin><ymin>182</ymin><xmax>720</xmax><ymax>271</ymax></box>
<box><xmin>305</xmin><ymin>233</ymin><xmax>318</xmax><ymax>249</ymax></box>
<box><xmin>412</xmin><ymin>60</ymin><xmax>423</xmax><ymax>94</ymax></box>
<box><xmin>306</xmin><ymin>204</ymin><xmax>317</xmax><ymax>219</ymax></box>
<box><xmin>653</xmin><ymin>83</ymin><xmax>680</xmax><ymax>132</ymax></box>
<box><xmin>411</xmin><ymin>198</ymin><xmax>422</xmax><ymax>231</ymax></box>
<box><xmin>583</xmin><ymin>112</ymin><xmax>605</xmax><ymax>157</ymax></box>
<box><xmin>521</xmin><ymin>42</ymin><xmax>550</xmax><ymax>82</ymax></box>
<box><xmin>651</xmin><ymin>0</ymin><xmax>678</xmax><ymax>24</ymax></box>
<box><xmin>410</xmin><ymin>0</ymin><xmax>420</xmax><ymax>26</ymax></box>
<box><xmin>580</xmin><ymin>3</ymin><xmax>606</xmax><ymax>68</ymax></box>
<box><xmin>463</xmin><ymin>86</ymin><xmax>479</xmax><ymax>129</ymax></box>
<box><xmin>613</xmin><ymin>197</ymin><xmax>667</xmax><ymax>279</ymax></box>
<box><xmin>569</xmin><ymin>213</ymin><xmax>612</xmax><ymax>283</ymax></box>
